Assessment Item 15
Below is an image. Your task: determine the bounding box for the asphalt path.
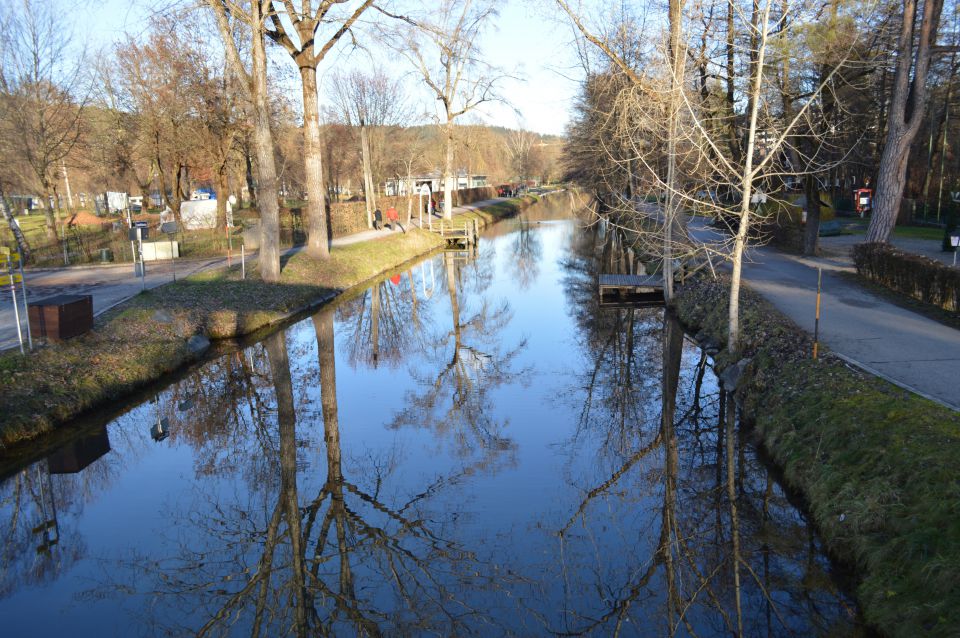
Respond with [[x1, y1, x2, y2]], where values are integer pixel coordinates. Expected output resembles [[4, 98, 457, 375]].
[[690, 218, 960, 411]]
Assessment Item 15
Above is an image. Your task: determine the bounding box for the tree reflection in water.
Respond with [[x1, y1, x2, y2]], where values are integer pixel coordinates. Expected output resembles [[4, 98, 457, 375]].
[[389, 250, 528, 460], [102, 305, 509, 636], [0, 207, 863, 636], [547, 218, 859, 636]]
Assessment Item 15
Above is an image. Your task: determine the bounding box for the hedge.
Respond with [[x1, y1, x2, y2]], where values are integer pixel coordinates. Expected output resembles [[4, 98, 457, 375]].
[[852, 242, 960, 311]]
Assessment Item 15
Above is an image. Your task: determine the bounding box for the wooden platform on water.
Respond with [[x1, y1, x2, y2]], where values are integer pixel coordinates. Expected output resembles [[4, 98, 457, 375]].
[[428, 219, 480, 248], [598, 274, 665, 307]]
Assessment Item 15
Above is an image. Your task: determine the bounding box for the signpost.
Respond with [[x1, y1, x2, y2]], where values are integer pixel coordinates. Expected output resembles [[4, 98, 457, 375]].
[[0, 248, 31, 354], [130, 223, 148, 291]]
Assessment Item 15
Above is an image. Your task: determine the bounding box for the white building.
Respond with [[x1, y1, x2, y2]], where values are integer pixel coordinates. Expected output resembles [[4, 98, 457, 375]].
[[384, 170, 487, 197]]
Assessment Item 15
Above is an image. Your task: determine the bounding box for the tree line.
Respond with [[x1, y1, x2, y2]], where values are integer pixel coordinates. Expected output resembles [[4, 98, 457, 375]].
[[0, 0, 560, 278], [558, 0, 956, 351]]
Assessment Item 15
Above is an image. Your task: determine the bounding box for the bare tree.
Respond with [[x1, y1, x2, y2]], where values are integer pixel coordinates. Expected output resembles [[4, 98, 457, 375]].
[[389, 0, 501, 220], [505, 128, 536, 184], [329, 68, 408, 228], [557, 0, 870, 352], [866, 0, 946, 242], [265, 0, 375, 259], [0, 0, 87, 240], [206, 0, 284, 281]]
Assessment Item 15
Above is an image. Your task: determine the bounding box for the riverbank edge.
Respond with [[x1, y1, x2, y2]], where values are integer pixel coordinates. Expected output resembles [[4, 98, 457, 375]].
[[671, 275, 960, 637], [0, 194, 549, 448]]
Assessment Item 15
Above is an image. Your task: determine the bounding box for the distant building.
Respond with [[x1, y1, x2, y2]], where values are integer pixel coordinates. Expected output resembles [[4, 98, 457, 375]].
[[384, 170, 487, 197]]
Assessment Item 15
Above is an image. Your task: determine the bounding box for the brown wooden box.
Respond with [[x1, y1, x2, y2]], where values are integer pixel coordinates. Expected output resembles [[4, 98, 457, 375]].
[[28, 294, 94, 341]]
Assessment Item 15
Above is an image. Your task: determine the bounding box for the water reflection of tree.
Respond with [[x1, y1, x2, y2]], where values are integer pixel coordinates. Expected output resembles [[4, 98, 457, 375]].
[[509, 220, 542, 290], [389, 251, 527, 460], [338, 277, 422, 370], [551, 313, 858, 636], [114, 312, 499, 635], [560, 220, 663, 456]]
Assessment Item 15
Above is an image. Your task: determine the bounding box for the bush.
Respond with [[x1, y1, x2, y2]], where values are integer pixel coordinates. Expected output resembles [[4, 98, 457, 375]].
[[852, 242, 960, 311]]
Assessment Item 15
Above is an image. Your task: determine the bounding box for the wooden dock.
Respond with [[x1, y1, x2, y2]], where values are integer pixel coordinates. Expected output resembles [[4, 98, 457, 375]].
[[430, 218, 480, 248], [598, 274, 665, 307]]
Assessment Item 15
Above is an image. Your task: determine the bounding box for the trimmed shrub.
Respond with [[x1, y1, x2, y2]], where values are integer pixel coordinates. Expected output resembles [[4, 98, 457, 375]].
[[852, 242, 960, 311]]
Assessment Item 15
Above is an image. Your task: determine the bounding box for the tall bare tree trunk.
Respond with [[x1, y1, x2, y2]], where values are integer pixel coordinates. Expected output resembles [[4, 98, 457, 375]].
[[245, 143, 256, 206], [663, 0, 687, 301], [866, 0, 945, 242], [728, 0, 771, 354], [215, 161, 229, 230], [802, 173, 821, 255], [443, 122, 455, 220], [360, 124, 376, 228], [248, 11, 282, 281], [300, 64, 331, 258], [41, 181, 56, 240]]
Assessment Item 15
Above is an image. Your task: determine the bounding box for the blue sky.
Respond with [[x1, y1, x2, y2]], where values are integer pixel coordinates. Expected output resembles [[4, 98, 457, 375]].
[[76, 0, 584, 136]]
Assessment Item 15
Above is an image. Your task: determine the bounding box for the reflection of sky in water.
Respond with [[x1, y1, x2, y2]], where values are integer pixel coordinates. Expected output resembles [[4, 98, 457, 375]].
[[0, 200, 860, 636]]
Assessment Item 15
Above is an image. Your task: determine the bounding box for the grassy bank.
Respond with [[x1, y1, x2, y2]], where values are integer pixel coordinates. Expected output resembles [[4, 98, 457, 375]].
[[672, 276, 960, 637], [0, 195, 539, 448]]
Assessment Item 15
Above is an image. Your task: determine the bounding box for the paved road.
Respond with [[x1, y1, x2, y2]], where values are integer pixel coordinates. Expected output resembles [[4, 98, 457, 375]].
[[690, 219, 960, 410]]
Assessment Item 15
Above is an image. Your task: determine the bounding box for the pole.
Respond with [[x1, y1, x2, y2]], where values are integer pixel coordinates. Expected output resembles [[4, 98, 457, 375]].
[[137, 228, 146, 292], [241, 244, 246, 280], [813, 267, 822, 359], [170, 235, 176, 283], [61, 161, 73, 211], [8, 260, 23, 354], [18, 256, 31, 350]]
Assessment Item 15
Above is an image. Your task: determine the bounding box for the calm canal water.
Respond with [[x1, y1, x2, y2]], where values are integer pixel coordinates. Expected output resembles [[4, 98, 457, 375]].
[[0, 196, 864, 636]]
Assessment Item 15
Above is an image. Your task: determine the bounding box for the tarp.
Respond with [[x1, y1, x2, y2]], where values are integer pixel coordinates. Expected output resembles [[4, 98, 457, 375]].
[[180, 200, 233, 230], [106, 191, 128, 214]]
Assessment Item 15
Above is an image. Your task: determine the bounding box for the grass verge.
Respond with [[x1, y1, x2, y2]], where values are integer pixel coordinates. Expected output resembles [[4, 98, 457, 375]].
[[672, 276, 960, 637], [0, 196, 538, 448]]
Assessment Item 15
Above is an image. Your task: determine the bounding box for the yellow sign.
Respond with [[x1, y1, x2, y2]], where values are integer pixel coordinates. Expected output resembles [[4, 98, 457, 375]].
[[0, 247, 20, 266], [0, 273, 22, 286]]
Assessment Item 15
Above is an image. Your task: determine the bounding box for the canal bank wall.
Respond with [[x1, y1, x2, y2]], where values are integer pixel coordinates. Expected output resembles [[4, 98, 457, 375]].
[[672, 275, 960, 638], [0, 193, 562, 449]]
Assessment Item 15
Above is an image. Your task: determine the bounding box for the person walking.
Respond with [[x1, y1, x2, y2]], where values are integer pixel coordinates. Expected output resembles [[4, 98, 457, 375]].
[[373, 208, 383, 230], [385, 205, 404, 233]]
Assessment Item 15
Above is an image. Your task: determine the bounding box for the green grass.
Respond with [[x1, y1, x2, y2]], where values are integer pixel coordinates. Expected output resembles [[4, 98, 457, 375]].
[[673, 277, 960, 637], [841, 221, 946, 242], [892, 225, 946, 241]]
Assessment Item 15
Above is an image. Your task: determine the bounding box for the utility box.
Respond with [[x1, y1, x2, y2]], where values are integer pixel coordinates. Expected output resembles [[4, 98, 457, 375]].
[[28, 294, 94, 341], [141, 241, 179, 261]]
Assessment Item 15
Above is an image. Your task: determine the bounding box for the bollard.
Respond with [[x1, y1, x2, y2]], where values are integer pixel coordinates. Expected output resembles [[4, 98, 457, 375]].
[[813, 267, 822, 359]]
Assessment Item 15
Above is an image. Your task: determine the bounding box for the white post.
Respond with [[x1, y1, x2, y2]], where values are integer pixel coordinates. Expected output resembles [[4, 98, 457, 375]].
[[62, 161, 73, 210], [7, 260, 23, 354], [137, 227, 146, 292], [241, 244, 246, 280], [17, 256, 31, 350]]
